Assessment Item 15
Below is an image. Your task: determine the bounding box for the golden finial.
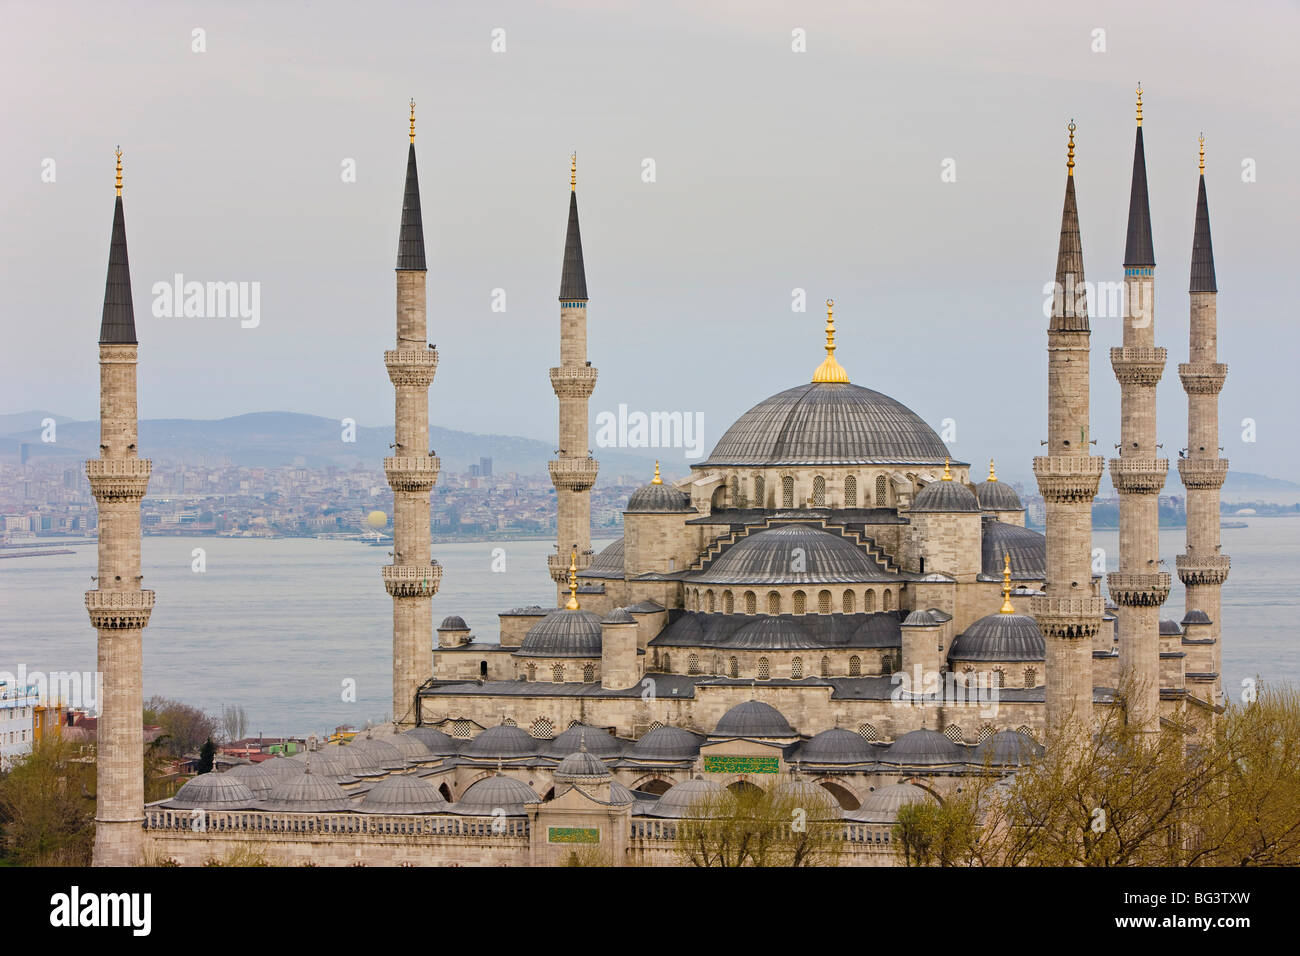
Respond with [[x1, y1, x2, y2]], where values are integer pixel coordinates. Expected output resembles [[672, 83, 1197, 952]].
[[114, 146, 122, 196], [811, 298, 850, 384], [1067, 119, 1076, 176], [564, 547, 580, 610], [988, 458, 997, 482], [409, 99, 416, 143], [942, 457, 952, 481], [571, 151, 576, 192], [1135, 83, 1143, 127], [1198, 132, 1205, 174], [651, 461, 662, 485], [999, 552, 1015, 613]]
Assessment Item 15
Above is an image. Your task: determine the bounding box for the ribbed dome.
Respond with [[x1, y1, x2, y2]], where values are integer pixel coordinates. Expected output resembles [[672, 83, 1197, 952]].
[[1159, 619, 1183, 636], [602, 607, 635, 625], [981, 521, 1046, 578], [517, 609, 604, 657], [306, 753, 361, 785], [358, 775, 450, 814], [169, 772, 258, 810], [453, 775, 539, 815], [714, 700, 795, 738], [690, 524, 887, 586], [346, 737, 407, 772], [972, 730, 1043, 767], [222, 762, 278, 797], [257, 755, 306, 778], [582, 537, 626, 578], [609, 780, 637, 805], [975, 479, 1023, 511], [627, 725, 703, 761], [773, 779, 842, 818], [554, 749, 612, 782], [797, 728, 877, 764], [645, 778, 726, 817], [879, 729, 965, 766], [460, 724, 537, 760], [542, 724, 624, 759], [260, 770, 353, 813], [911, 479, 980, 513], [626, 482, 692, 513], [949, 613, 1045, 662], [405, 726, 459, 755], [849, 783, 937, 822], [386, 732, 434, 762], [720, 616, 819, 650], [438, 615, 469, 631], [703, 382, 951, 466]]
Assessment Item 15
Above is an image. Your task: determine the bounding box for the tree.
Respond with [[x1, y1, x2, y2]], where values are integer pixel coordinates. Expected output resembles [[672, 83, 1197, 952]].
[[198, 738, 216, 774], [222, 704, 248, 744], [675, 778, 843, 867], [0, 737, 95, 866], [143, 696, 221, 759]]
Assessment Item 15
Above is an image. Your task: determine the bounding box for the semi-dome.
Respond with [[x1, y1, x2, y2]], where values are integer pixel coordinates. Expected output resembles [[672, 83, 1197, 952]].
[[714, 700, 795, 738], [849, 783, 937, 822], [975, 478, 1023, 511], [689, 524, 888, 585], [911, 477, 980, 513], [460, 724, 537, 760], [797, 728, 877, 765], [725, 616, 822, 650], [259, 769, 353, 813], [222, 762, 278, 798], [644, 777, 726, 818], [879, 728, 965, 766], [703, 382, 951, 467], [358, 775, 450, 814], [169, 772, 259, 810], [543, 724, 624, 759], [626, 480, 692, 513], [405, 726, 459, 755], [517, 608, 604, 657], [949, 613, 1046, 662], [554, 748, 612, 782], [981, 521, 1046, 578], [972, 729, 1043, 767], [627, 725, 703, 761], [453, 775, 539, 816]]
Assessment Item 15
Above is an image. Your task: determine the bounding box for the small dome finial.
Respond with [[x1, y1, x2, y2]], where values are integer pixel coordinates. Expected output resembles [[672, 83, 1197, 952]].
[[1135, 83, 1143, 127], [811, 298, 850, 383], [651, 460, 662, 485], [988, 458, 997, 482], [999, 552, 1015, 613], [1067, 119, 1076, 176], [565, 547, 580, 610], [1199, 132, 1205, 175], [942, 457, 952, 481], [409, 99, 416, 143], [114, 146, 123, 196], [571, 151, 576, 192]]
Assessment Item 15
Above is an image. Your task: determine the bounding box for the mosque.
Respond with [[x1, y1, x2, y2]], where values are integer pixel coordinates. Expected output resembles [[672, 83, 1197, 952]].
[[86, 89, 1229, 866]]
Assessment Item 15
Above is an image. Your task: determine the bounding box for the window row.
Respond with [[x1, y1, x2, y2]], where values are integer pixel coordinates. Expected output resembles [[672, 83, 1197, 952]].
[[664, 652, 898, 680], [687, 587, 895, 614], [720, 473, 893, 509]]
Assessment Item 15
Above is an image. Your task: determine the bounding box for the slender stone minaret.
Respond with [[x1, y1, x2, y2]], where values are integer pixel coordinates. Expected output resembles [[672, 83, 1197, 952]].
[[547, 153, 599, 601], [383, 101, 440, 725], [1176, 135, 1229, 707], [1032, 122, 1106, 742], [87, 148, 153, 866], [1108, 86, 1171, 732]]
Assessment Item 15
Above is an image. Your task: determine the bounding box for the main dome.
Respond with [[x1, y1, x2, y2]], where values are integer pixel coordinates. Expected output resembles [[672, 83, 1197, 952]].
[[702, 382, 951, 467]]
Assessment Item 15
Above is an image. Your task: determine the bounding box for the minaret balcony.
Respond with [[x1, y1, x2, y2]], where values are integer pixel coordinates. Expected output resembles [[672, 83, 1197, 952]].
[[549, 457, 599, 491], [85, 458, 152, 501], [1176, 554, 1230, 587], [1031, 455, 1105, 503], [382, 562, 442, 598], [384, 349, 439, 388], [1110, 346, 1167, 386], [384, 456, 440, 492], [1106, 571, 1172, 607], [1178, 363, 1228, 394], [1177, 457, 1228, 490], [85, 589, 155, 629], [549, 365, 599, 399], [1028, 595, 1105, 639], [1108, 458, 1168, 495], [548, 550, 593, 582]]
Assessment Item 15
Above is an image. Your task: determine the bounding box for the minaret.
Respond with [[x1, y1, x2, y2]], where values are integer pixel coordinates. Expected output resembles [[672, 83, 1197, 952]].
[[383, 101, 440, 726], [1032, 122, 1106, 742], [87, 148, 153, 866], [1108, 86, 1171, 731], [1176, 135, 1229, 707], [548, 153, 599, 600]]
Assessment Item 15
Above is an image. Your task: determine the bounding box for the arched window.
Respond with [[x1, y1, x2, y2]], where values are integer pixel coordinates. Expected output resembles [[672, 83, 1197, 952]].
[[791, 657, 803, 679], [706, 590, 715, 613], [757, 657, 770, 680], [744, 591, 757, 615], [812, 475, 826, 507], [820, 655, 830, 678], [881, 653, 894, 676], [944, 725, 964, 742], [849, 655, 861, 677], [818, 590, 831, 614], [479, 660, 488, 678], [842, 589, 856, 614], [1024, 667, 1037, 687], [688, 653, 700, 675], [526, 663, 536, 681], [883, 589, 894, 612], [875, 474, 888, 506], [793, 590, 807, 614], [531, 717, 554, 739], [729, 474, 741, 507], [992, 668, 1006, 689], [767, 591, 781, 614], [729, 656, 739, 678], [858, 722, 879, 742], [552, 664, 565, 683], [583, 662, 595, 683], [865, 589, 876, 612], [723, 591, 734, 614], [662, 653, 672, 672], [782, 476, 794, 508], [844, 474, 857, 507]]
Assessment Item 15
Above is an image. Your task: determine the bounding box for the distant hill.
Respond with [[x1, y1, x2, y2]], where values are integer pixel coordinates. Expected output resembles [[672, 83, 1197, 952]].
[[0, 410, 665, 479]]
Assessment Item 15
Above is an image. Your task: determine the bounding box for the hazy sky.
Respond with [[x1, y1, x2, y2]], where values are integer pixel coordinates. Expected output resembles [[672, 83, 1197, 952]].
[[2, 0, 1297, 483]]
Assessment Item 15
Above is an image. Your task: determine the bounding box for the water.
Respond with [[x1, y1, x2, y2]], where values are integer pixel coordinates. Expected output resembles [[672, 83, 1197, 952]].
[[1, 523, 1295, 734]]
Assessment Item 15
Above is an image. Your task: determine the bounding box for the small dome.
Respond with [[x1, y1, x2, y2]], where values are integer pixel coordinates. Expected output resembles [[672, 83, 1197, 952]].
[[460, 724, 537, 760], [1181, 609, 1211, 626], [645, 778, 727, 818], [405, 726, 459, 755], [169, 772, 258, 810], [543, 724, 624, 759], [975, 479, 1023, 511], [911, 479, 980, 513], [358, 775, 450, 814], [714, 700, 795, 738], [627, 481, 692, 513], [690, 524, 888, 586], [223, 762, 278, 797], [902, 608, 952, 627], [453, 775, 539, 816], [260, 769, 353, 813], [879, 729, 965, 766], [345, 737, 407, 772], [438, 615, 469, 631], [257, 755, 306, 778], [627, 725, 703, 761], [972, 730, 1043, 767], [1159, 619, 1183, 636], [602, 607, 635, 625], [517, 609, 604, 658], [797, 728, 876, 765], [386, 732, 433, 762], [773, 779, 841, 819], [949, 613, 1046, 662], [849, 783, 937, 823], [554, 749, 612, 782], [608, 780, 637, 805], [306, 753, 361, 785]]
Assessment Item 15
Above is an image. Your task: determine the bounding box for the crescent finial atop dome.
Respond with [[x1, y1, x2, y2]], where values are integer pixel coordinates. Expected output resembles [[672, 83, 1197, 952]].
[[812, 298, 849, 384]]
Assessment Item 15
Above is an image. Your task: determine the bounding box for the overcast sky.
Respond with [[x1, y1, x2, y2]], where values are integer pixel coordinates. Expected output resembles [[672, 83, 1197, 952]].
[[2, 0, 1297, 483]]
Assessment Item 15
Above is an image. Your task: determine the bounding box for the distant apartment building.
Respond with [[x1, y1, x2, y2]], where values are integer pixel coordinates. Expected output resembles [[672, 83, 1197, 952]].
[[0, 680, 40, 770]]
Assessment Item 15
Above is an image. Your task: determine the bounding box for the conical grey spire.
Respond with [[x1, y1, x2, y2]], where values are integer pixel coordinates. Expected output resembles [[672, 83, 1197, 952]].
[[1189, 174, 1217, 293], [396, 143, 426, 271], [1051, 174, 1088, 332], [559, 190, 587, 300], [1123, 127, 1155, 267], [99, 196, 137, 345]]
